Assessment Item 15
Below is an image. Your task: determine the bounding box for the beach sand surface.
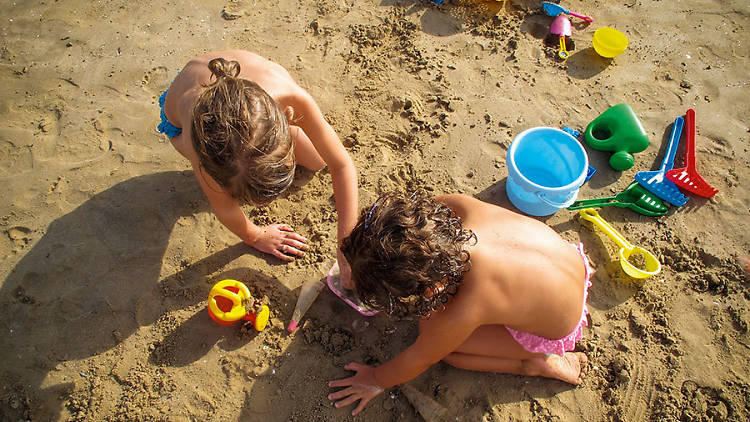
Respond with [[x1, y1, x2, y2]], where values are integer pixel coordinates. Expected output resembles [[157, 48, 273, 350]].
[[1, 0, 748, 420]]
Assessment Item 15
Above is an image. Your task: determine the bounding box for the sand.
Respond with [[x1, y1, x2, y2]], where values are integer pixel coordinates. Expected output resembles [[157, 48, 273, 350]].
[[1, 0, 748, 420]]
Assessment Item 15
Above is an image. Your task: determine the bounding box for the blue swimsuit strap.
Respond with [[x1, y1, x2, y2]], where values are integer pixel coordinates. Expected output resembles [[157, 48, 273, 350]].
[[157, 89, 182, 139]]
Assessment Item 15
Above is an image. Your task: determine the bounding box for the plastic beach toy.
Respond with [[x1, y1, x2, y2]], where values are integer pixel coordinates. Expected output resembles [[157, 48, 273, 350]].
[[562, 126, 597, 183], [665, 109, 719, 198], [542, 2, 593, 22], [207, 279, 270, 331], [568, 181, 668, 217], [578, 209, 662, 279], [585, 103, 650, 171], [288, 273, 326, 332], [592, 27, 629, 58], [506, 127, 589, 216], [326, 262, 379, 316], [550, 16, 573, 59], [634, 116, 689, 206]]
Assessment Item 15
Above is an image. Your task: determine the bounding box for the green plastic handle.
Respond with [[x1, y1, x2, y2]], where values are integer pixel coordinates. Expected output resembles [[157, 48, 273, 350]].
[[569, 182, 668, 217], [568, 197, 623, 210], [570, 200, 667, 217]]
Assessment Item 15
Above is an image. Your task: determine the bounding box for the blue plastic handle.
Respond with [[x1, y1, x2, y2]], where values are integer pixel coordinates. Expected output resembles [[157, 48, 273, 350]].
[[661, 116, 684, 172], [536, 190, 578, 208]]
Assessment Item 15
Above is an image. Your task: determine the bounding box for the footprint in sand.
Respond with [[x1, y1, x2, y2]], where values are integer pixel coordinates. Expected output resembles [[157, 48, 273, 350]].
[[7, 226, 33, 251], [221, 0, 253, 20], [141, 66, 170, 94]]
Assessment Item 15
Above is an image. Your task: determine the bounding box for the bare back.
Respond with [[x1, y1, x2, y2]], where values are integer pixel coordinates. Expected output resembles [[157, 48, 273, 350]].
[[162, 50, 305, 162], [154, 51, 356, 263], [439, 195, 586, 339]]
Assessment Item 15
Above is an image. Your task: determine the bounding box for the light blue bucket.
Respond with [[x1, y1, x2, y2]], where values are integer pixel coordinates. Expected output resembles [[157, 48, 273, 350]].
[[506, 127, 589, 216]]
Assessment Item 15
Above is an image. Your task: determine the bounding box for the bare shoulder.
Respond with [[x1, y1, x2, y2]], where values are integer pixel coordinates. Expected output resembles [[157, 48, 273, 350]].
[[192, 50, 271, 67], [169, 129, 199, 163], [434, 193, 471, 205], [186, 50, 294, 83], [171, 130, 228, 199], [433, 194, 484, 215]]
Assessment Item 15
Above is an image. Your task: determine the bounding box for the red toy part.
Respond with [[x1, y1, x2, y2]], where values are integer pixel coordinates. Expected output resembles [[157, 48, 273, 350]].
[[665, 109, 718, 198], [207, 280, 270, 331], [207, 303, 267, 328], [207, 285, 242, 326]]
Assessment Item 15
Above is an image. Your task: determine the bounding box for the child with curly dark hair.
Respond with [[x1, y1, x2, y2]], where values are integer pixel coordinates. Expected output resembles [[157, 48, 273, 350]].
[[159, 50, 358, 271], [328, 191, 592, 416]]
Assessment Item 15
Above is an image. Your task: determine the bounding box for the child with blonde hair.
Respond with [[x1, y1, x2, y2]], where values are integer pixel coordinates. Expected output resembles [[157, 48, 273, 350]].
[[329, 191, 591, 415], [158, 50, 357, 273]]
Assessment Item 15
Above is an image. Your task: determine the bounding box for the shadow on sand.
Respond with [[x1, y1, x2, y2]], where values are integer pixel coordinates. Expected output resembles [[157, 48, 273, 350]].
[[0, 171, 277, 419]]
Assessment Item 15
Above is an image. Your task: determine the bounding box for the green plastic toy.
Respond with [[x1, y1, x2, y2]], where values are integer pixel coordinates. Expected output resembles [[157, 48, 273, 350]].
[[584, 104, 650, 171], [568, 181, 668, 217]]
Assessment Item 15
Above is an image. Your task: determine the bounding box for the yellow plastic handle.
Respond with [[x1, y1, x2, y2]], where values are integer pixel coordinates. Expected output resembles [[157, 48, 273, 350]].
[[578, 209, 634, 250], [559, 37, 569, 59], [208, 279, 251, 322]]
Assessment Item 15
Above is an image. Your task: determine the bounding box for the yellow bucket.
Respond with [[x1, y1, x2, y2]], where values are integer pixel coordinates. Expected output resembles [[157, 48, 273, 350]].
[[592, 27, 629, 58]]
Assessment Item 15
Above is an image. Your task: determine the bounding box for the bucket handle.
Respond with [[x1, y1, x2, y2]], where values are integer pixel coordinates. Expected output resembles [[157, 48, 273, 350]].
[[535, 190, 578, 208]]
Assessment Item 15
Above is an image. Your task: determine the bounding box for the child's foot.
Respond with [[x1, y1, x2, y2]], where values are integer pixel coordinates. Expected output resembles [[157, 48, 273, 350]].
[[738, 256, 749, 275], [527, 353, 588, 385]]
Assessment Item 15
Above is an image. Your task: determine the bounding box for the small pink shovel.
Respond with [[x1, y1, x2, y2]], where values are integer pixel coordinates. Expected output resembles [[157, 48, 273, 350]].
[[550, 15, 572, 59]]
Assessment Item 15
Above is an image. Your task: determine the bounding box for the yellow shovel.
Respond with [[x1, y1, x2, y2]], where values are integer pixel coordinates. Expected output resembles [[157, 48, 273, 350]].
[[578, 209, 661, 279]]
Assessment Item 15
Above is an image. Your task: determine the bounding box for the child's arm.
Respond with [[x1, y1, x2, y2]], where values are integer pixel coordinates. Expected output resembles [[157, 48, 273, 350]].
[[290, 91, 359, 286], [192, 162, 308, 260], [328, 300, 482, 415], [168, 95, 309, 260]]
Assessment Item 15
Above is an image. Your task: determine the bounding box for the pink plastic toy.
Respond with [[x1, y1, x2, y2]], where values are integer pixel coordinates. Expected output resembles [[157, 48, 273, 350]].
[[550, 16, 573, 59], [326, 262, 379, 316]]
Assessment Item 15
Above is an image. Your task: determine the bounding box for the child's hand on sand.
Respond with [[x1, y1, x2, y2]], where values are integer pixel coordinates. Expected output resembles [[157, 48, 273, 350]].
[[328, 362, 383, 416], [246, 224, 308, 261]]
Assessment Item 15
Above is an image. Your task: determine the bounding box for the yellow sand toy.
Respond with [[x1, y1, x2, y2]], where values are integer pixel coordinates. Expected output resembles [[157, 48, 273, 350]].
[[578, 209, 661, 279], [207, 279, 270, 331]]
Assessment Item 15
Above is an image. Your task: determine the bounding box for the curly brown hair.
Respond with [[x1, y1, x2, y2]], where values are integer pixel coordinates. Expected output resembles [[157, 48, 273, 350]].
[[341, 191, 476, 317], [191, 58, 295, 204]]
